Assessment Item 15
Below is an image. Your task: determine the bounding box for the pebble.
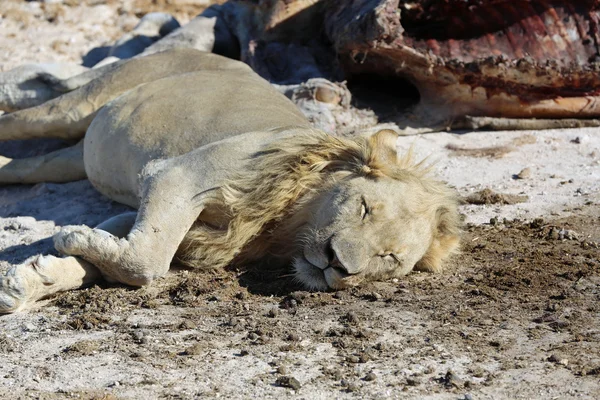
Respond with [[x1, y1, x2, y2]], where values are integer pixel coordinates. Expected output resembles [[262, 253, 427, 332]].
[[347, 355, 360, 363], [132, 330, 144, 342], [183, 343, 203, 356], [547, 227, 579, 240], [277, 365, 289, 375], [267, 307, 279, 318], [286, 333, 300, 342], [515, 167, 532, 179], [364, 372, 376, 381], [344, 311, 360, 324], [179, 320, 197, 330], [275, 376, 301, 391], [406, 377, 420, 386]]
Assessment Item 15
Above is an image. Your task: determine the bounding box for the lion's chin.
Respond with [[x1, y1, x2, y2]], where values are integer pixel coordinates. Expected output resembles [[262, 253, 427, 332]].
[[293, 257, 360, 291], [323, 267, 348, 290], [292, 257, 329, 291]]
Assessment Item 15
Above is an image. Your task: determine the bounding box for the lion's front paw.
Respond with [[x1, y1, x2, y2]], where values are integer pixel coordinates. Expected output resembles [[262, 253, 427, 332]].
[[53, 225, 95, 256], [54, 225, 124, 266], [0, 268, 28, 313], [0, 256, 54, 313]]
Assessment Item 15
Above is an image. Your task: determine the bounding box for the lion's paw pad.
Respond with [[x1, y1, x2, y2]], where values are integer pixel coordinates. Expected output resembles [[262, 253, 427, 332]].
[[0, 267, 30, 313]]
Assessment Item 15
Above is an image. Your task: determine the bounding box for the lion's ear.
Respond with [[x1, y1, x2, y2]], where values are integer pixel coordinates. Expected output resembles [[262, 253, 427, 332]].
[[368, 129, 399, 165]]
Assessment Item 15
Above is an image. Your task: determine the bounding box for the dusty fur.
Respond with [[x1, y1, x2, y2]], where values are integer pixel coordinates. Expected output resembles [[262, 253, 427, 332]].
[[178, 128, 460, 272]]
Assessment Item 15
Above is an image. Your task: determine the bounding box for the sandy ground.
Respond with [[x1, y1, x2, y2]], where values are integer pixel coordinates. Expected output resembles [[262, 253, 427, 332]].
[[0, 1, 599, 399]]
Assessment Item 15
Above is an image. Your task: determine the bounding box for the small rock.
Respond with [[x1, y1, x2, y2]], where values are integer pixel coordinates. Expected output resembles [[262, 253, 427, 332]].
[[515, 167, 532, 179], [365, 292, 382, 301], [344, 381, 360, 392], [286, 333, 300, 342], [548, 354, 569, 366], [277, 365, 289, 375], [132, 330, 145, 342], [276, 376, 301, 390], [343, 311, 360, 325], [442, 370, 463, 389], [559, 229, 579, 240], [364, 372, 376, 381], [406, 377, 420, 386], [179, 320, 196, 330], [267, 308, 279, 318], [333, 291, 348, 300], [374, 342, 386, 351], [346, 355, 360, 363], [235, 291, 247, 300], [529, 218, 544, 229], [183, 343, 203, 356]]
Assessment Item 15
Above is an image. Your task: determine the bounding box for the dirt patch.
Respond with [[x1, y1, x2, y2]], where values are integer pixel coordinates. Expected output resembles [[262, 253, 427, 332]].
[[446, 134, 538, 159], [511, 133, 537, 146], [446, 143, 515, 158], [465, 188, 529, 205], [2, 207, 599, 398], [63, 339, 101, 356], [0, 0, 212, 71]]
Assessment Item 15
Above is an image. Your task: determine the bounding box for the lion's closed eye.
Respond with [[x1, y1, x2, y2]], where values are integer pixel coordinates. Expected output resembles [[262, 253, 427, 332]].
[[360, 197, 369, 220]]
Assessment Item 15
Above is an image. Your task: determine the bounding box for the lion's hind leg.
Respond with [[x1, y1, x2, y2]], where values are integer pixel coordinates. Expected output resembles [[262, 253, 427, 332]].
[[0, 140, 85, 185], [0, 96, 95, 142]]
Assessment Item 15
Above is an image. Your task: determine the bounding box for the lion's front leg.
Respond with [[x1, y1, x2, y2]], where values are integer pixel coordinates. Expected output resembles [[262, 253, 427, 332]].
[[0, 212, 139, 313], [54, 165, 202, 287], [0, 255, 101, 313]]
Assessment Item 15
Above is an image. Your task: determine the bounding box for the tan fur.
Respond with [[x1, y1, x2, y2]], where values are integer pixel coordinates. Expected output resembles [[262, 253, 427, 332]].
[[0, 50, 460, 312], [179, 129, 461, 288]]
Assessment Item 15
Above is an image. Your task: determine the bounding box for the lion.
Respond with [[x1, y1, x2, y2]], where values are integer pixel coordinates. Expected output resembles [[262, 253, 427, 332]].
[[0, 49, 460, 313]]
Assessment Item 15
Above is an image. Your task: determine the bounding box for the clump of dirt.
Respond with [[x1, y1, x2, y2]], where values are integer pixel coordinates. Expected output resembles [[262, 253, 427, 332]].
[[446, 134, 537, 159], [63, 340, 101, 356], [446, 143, 514, 158], [0, 334, 19, 353], [465, 188, 529, 205]]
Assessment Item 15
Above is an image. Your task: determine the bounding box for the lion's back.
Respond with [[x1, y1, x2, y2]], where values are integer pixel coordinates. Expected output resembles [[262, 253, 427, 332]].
[[84, 67, 310, 206]]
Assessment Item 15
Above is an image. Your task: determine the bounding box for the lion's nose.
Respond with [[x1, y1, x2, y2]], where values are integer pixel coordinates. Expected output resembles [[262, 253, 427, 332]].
[[327, 243, 359, 275]]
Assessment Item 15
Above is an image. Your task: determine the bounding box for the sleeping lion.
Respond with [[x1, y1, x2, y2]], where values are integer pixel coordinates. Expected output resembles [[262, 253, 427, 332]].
[[0, 49, 460, 313]]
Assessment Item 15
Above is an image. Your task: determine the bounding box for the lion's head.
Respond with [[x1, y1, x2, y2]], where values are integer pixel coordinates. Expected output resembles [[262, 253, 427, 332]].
[[180, 128, 461, 290]]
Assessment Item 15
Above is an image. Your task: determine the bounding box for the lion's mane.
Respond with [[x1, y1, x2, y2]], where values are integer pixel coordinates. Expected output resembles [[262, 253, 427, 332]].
[[178, 128, 460, 271]]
